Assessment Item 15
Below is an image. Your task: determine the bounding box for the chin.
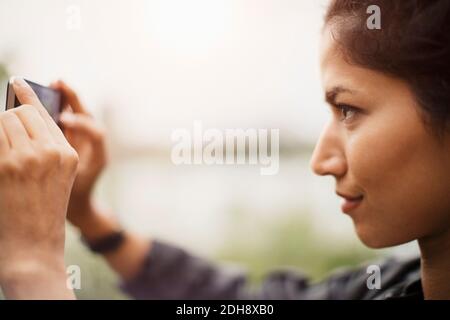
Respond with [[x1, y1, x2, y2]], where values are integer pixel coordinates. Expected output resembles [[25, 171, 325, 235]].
[[353, 223, 411, 249]]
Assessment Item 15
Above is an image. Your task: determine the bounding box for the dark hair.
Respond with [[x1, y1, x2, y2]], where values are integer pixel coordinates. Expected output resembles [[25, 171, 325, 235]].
[[325, 0, 450, 136]]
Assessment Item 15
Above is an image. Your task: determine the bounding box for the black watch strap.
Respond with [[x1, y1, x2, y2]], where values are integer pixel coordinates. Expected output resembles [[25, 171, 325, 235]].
[[82, 230, 126, 254]]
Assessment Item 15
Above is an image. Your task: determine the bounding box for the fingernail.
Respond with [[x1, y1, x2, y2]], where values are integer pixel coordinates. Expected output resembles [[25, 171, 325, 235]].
[[10, 76, 26, 87]]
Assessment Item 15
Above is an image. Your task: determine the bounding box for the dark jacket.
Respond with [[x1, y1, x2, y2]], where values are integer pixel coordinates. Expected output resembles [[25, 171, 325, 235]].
[[121, 240, 423, 300]]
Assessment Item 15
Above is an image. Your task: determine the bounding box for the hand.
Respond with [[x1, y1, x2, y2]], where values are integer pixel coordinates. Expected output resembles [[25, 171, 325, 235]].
[[52, 81, 108, 229], [0, 77, 78, 299], [51, 82, 151, 281]]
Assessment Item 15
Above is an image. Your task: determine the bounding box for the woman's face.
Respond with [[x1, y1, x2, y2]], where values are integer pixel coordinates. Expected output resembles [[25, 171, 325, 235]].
[[311, 27, 450, 248]]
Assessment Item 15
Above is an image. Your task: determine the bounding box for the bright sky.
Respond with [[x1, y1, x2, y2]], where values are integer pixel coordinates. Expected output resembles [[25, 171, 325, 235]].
[[0, 0, 330, 146]]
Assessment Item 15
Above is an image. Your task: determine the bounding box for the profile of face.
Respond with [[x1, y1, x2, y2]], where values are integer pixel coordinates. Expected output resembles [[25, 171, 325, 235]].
[[310, 26, 450, 249]]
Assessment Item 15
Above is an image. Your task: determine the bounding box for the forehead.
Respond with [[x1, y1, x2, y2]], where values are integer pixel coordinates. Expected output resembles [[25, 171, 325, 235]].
[[320, 28, 365, 92], [319, 27, 403, 98]]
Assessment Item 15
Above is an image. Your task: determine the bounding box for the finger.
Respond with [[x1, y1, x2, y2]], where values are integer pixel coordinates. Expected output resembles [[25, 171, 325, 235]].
[[12, 77, 46, 110], [11, 77, 68, 146], [50, 81, 71, 112], [59, 112, 105, 146], [0, 122, 11, 154], [13, 105, 53, 142], [51, 80, 89, 115], [0, 112, 32, 150]]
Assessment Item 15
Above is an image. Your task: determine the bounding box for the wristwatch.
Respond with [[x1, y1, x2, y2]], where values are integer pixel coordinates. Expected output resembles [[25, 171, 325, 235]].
[[82, 230, 126, 254]]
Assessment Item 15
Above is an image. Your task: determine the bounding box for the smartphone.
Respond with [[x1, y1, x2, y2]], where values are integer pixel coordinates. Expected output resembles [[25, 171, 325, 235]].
[[6, 78, 62, 123]]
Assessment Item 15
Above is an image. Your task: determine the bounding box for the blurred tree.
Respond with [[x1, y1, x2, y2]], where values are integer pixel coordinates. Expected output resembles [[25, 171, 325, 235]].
[[0, 62, 8, 82]]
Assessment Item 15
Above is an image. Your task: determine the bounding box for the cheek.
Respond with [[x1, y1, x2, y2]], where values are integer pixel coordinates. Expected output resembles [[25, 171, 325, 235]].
[[345, 113, 450, 245], [349, 125, 418, 200]]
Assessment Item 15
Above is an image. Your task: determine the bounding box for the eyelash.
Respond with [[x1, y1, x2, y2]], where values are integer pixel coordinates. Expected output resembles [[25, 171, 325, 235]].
[[333, 104, 360, 123]]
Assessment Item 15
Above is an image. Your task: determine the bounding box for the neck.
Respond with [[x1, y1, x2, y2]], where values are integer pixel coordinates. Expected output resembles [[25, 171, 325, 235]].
[[418, 227, 450, 300]]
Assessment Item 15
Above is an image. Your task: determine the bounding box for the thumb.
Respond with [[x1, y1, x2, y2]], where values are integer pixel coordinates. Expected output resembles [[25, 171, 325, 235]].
[[60, 112, 105, 144]]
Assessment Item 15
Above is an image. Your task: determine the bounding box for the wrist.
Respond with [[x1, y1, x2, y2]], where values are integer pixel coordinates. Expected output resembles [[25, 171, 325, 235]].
[[67, 194, 93, 225], [71, 202, 122, 243], [0, 252, 69, 294], [1, 263, 74, 299]]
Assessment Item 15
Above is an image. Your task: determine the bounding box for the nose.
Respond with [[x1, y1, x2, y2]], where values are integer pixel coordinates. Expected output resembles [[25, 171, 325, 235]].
[[310, 121, 347, 178]]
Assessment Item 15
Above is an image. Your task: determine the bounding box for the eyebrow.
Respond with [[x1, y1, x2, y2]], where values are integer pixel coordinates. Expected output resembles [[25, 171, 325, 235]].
[[325, 86, 356, 105]]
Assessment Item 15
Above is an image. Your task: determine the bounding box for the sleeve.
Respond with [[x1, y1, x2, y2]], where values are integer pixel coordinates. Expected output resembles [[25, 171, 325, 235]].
[[119, 240, 414, 300]]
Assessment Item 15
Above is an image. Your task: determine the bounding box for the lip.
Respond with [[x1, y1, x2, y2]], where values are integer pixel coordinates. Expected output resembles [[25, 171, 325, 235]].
[[336, 192, 364, 214]]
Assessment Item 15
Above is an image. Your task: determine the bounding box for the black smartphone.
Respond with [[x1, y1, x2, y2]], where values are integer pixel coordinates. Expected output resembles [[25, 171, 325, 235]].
[[5, 78, 63, 123]]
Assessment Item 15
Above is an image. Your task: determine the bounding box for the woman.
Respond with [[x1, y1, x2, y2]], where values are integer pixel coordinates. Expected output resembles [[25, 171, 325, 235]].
[[0, 0, 449, 299]]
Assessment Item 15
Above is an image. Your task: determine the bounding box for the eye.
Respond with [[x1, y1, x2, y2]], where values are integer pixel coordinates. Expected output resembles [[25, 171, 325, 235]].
[[334, 104, 360, 123]]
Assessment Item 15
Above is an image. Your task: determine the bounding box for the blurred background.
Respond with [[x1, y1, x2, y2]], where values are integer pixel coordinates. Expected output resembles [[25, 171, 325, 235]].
[[0, 0, 417, 299]]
